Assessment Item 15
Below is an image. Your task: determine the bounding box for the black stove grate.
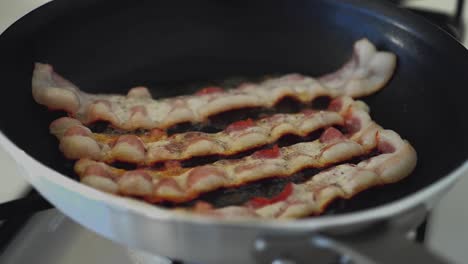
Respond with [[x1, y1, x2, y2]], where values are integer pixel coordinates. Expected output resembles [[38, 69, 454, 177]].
[[0, 191, 52, 254]]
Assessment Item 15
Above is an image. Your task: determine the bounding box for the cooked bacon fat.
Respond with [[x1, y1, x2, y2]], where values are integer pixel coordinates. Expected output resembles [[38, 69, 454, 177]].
[[33, 39, 396, 130], [72, 98, 416, 216], [50, 110, 344, 164], [33, 39, 415, 220], [192, 129, 416, 219], [75, 127, 366, 202]]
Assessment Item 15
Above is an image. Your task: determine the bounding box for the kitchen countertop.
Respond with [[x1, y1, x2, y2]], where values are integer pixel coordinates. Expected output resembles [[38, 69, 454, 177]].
[[0, 0, 466, 263]]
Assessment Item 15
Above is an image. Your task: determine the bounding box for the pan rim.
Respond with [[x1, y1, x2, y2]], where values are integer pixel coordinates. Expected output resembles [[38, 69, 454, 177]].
[[1, 131, 466, 231]]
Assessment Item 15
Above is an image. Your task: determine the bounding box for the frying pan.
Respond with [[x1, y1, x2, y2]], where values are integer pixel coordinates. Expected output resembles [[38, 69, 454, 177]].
[[0, 0, 467, 263]]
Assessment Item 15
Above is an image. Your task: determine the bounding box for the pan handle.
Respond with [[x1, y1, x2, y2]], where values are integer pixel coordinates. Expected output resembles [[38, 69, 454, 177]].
[[253, 209, 448, 264]]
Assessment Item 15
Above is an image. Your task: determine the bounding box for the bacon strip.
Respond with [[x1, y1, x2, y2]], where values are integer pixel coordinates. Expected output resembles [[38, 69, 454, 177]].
[[50, 110, 343, 164], [191, 129, 417, 219], [75, 127, 366, 202], [33, 39, 396, 130], [73, 97, 383, 202]]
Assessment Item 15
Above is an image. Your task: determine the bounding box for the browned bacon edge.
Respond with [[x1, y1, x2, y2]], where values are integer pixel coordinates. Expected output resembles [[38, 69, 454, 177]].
[[189, 128, 416, 219], [32, 39, 396, 130], [49, 109, 344, 164]]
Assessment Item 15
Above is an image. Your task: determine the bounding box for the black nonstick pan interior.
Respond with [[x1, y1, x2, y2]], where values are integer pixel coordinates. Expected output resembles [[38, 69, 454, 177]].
[[0, 0, 466, 216]]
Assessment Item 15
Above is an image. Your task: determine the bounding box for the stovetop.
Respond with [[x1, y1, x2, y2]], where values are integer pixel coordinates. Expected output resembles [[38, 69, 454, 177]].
[[0, 209, 172, 264], [0, 1, 466, 263]]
